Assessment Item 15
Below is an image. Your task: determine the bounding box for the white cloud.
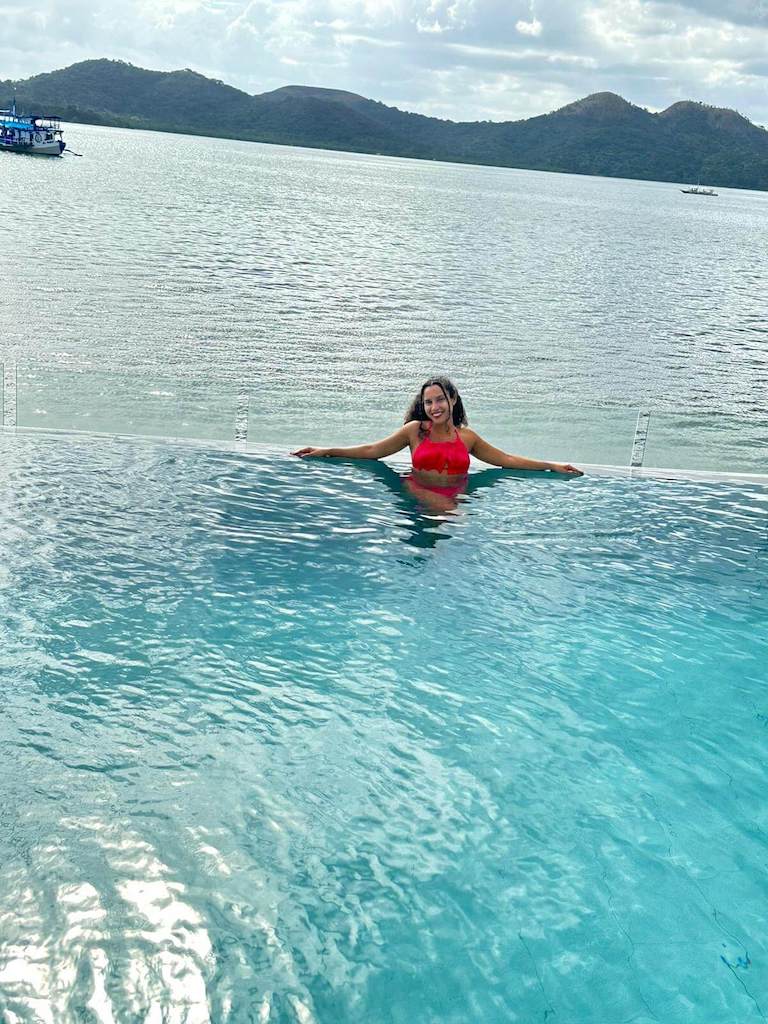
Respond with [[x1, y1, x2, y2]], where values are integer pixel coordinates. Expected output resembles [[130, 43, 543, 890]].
[[417, 17, 448, 31], [516, 17, 542, 34], [516, 0, 542, 35]]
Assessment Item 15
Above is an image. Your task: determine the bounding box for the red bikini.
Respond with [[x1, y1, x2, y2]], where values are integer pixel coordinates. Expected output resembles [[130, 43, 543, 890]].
[[412, 424, 470, 475]]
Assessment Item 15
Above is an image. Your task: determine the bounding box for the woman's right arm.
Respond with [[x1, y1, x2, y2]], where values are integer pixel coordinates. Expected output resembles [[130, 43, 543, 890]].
[[292, 424, 413, 461]]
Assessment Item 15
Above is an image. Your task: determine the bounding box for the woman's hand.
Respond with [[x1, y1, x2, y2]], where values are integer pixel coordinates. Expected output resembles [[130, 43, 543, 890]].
[[291, 447, 332, 458], [550, 463, 584, 476]]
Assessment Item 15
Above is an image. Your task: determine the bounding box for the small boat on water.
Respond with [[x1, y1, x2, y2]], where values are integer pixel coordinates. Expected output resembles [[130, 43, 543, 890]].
[[681, 185, 717, 196], [0, 101, 66, 156]]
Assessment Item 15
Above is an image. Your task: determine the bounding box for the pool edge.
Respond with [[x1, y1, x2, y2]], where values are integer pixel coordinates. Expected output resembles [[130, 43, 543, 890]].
[[2, 424, 767, 486]]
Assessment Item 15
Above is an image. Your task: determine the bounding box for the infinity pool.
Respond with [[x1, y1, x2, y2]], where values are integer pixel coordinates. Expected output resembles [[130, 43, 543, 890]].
[[0, 432, 766, 1023]]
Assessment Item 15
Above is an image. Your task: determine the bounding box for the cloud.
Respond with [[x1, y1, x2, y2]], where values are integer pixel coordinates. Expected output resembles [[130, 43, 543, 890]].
[[672, 0, 768, 29], [516, 0, 542, 35], [516, 17, 542, 34], [2, 0, 768, 124]]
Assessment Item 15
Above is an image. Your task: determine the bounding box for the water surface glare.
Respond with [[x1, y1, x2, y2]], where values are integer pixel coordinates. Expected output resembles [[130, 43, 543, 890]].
[[0, 432, 767, 1022]]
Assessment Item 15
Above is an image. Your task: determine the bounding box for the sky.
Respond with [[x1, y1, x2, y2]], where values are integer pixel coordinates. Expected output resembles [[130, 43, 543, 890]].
[[2, 0, 768, 125]]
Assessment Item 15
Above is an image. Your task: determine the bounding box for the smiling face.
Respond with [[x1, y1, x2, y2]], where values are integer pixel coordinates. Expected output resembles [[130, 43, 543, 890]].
[[422, 384, 455, 426]]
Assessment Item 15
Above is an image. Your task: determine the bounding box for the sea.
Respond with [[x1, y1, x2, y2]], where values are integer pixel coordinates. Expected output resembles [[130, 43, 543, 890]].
[[1, 120, 766, 468]]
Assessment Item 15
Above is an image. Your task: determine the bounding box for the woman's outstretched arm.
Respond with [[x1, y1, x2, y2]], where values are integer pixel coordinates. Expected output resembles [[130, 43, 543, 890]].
[[465, 430, 583, 476], [292, 424, 413, 461]]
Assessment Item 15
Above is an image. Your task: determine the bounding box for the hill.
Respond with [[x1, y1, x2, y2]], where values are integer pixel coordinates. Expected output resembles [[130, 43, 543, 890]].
[[3, 59, 768, 189]]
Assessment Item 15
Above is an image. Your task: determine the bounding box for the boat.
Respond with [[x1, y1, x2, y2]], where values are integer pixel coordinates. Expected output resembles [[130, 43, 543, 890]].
[[0, 101, 66, 156], [680, 185, 717, 196]]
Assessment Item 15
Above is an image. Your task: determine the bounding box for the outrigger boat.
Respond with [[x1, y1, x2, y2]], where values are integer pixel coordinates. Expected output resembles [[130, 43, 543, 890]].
[[0, 100, 66, 156], [680, 185, 717, 196]]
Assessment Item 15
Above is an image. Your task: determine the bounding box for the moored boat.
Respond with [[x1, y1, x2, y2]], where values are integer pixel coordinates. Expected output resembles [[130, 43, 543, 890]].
[[0, 101, 66, 156], [680, 185, 717, 196]]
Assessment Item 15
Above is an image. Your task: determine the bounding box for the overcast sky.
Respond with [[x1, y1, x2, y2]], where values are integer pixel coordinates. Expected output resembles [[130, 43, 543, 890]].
[[3, 0, 768, 124]]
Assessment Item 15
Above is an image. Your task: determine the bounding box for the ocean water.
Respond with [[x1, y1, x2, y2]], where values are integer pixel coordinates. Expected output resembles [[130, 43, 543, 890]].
[[1, 123, 767, 470], [1, 430, 766, 1022]]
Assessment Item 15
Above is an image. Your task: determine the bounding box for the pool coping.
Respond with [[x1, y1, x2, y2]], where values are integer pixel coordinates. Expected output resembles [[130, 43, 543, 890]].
[[2, 424, 767, 486]]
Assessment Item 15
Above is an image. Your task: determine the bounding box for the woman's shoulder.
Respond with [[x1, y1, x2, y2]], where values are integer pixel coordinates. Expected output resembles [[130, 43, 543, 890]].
[[403, 419, 426, 436], [457, 426, 479, 453]]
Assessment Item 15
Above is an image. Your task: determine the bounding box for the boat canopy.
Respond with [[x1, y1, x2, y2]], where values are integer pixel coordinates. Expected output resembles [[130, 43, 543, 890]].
[[0, 119, 36, 131]]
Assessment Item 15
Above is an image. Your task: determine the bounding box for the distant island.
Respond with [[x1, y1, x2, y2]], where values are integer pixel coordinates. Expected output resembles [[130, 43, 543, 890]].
[[4, 59, 768, 190]]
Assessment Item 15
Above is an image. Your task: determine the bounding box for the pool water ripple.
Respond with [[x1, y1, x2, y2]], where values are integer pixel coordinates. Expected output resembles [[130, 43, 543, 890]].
[[0, 432, 766, 1022]]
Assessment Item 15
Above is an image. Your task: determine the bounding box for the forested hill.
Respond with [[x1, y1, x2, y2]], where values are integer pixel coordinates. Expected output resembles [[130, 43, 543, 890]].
[[4, 59, 768, 190]]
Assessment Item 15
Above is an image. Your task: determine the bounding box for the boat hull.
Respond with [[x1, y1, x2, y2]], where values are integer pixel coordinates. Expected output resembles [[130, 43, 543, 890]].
[[0, 138, 65, 156]]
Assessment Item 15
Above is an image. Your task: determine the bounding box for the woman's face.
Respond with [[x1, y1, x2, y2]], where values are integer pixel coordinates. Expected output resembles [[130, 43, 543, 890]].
[[422, 385, 455, 425]]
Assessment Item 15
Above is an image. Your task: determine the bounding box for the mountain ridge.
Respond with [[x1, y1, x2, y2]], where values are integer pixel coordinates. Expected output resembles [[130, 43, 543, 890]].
[[3, 59, 768, 189]]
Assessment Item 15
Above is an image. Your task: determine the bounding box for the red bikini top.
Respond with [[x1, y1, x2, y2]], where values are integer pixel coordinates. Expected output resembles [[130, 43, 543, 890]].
[[412, 424, 470, 475]]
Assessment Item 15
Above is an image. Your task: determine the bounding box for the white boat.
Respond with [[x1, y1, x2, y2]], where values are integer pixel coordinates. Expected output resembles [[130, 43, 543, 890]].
[[0, 101, 66, 156], [680, 185, 717, 196]]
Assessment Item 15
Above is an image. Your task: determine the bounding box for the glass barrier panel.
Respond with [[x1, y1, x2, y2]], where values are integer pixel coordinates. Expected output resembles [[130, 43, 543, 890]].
[[13, 371, 765, 475], [643, 411, 768, 474], [16, 367, 239, 442], [250, 393, 640, 467], [470, 403, 640, 468], [248, 387, 404, 449]]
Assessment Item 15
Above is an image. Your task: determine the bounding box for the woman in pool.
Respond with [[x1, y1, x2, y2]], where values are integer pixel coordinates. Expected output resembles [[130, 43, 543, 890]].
[[292, 377, 582, 510]]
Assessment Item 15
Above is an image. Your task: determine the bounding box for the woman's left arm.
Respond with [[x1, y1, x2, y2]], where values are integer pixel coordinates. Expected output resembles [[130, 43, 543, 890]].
[[464, 430, 583, 476]]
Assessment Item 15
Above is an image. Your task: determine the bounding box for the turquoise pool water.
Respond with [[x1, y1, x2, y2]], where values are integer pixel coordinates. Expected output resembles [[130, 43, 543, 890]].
[[0, 432, 766, 1023]]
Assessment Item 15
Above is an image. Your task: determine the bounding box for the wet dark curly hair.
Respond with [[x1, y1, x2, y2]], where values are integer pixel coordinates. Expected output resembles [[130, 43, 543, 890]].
[[404, 377, 468, 433]]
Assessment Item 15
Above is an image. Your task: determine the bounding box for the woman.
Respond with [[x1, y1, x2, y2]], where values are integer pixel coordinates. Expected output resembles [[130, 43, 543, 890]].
[[292, 376, 582, 508]]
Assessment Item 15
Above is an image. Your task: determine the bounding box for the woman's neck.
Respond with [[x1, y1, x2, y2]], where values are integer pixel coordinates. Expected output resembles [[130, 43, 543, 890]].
[[428, 421, 455, 441]]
